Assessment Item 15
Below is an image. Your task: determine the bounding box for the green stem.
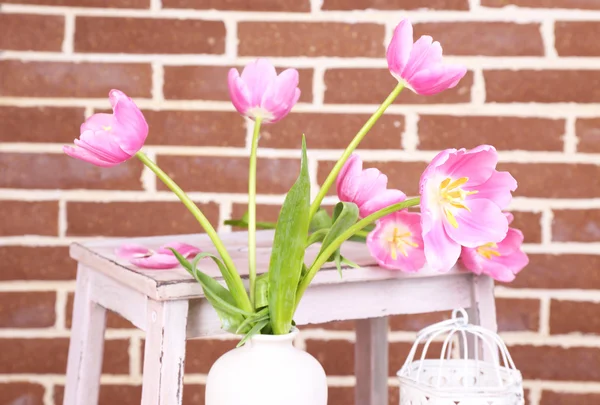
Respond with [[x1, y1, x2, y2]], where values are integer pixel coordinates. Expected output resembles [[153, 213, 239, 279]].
[[296, 197, 420, 308], [308, 82, 405, 222], [248, 117, 262, 308], [135, 152, 253, 313]]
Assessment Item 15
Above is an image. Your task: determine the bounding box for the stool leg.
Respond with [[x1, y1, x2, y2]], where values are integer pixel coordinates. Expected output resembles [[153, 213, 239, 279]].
[[64, 265, 107, 405], [464, 275, 497, 361], [355, 317, 388, 405], [141, 299, 189, 405]]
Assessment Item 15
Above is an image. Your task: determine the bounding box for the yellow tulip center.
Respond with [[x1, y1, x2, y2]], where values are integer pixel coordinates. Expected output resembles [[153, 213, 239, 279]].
[[439, 177, 477, 229], [102, 125, 112, 131], [476, 242, 501, 260], [387, 227, 419, 260]]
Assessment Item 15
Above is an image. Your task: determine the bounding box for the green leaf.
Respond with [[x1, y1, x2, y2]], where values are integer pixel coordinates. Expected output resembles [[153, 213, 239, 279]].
[[306, 228, 328, 247], [318, 202, 359, 260], [169, 249, 250, 333], [235, 307, 270, 334], [237, 319, 270, 348], [310, 209, 332, 232], [254, 273, 269, 309], [268, 135, 311, 335]]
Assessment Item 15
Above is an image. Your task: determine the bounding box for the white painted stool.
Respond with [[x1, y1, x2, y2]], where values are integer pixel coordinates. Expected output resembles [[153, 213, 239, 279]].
[[63, 230, 497, 405]]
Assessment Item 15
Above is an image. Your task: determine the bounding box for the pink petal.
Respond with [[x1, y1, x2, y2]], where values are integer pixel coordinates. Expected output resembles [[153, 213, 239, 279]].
[[359, 189, 406, 218], [440, 145, 498, 187], [422, 214, 461, 272], [75, 130, 131, 163], [110, 89, 148, 155], [130, 253, 180, 269], [261, 68, 300, 123], [156, 242, 201, 258], [460, 246, 484, 275], [336, 154, 364, 203], [240, 59, 278, 106], [353, 168, 389, 208], [228, 68, 253, 115], [402, 36, 443, 81], [81, 113, 113, 134], [387, 19, 414, 80], [410, 64, 467, 96], [63, 144, 119, 167], [505, 212, 515, 224], [493, 249, 529, 277], [115, 244, 151, 259], [444, 198, 508, 248], [469, 171, 517, 210], [496, 228, 524, 256]]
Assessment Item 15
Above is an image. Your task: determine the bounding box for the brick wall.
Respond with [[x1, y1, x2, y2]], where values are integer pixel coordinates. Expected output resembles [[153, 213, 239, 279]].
[[0, 0, 599, 404]]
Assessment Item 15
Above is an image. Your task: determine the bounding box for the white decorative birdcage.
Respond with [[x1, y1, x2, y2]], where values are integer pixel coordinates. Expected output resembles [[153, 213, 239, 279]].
[[397, 308, 524, 405]]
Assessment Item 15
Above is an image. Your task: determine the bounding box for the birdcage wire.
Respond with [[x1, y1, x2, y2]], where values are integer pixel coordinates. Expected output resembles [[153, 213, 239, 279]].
[[397, 308, 524, 405]]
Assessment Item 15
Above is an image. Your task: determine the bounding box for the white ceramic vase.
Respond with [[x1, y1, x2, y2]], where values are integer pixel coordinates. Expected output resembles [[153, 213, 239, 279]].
[[205, 328, 328, 405]]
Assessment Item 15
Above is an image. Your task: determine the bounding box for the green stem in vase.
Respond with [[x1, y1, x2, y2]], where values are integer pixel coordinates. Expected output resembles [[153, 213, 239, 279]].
[[135, 152, 253, 314], [248, 117, 263, 308], [295, 197, 420, 308], [308, 82, 405, 222]]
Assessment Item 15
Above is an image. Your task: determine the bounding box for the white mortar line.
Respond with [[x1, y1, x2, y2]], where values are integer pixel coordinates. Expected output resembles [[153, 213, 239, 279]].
[[312, 66, 325, 106], [129, 335, 142, 379], [151, 62, 165, 102], [57, 199, 68, 238], [43, 382, 54, 405], [564, 115, 578, 154], [308, 156, 320, 201], [61, 12, 76, 54], [541, 19, 558, 58], [310, 0, 323, 13], [471, 68, 486, 104], [150, 0, 162, 12], [140, 149, 157, 192], [402, 112, 419, 152], [54, 289, 68, 331], [224, 18, 238, 59], [540, 207, 554, 246], [218, 200, 233, 233], [496, 287, 600, 301], [529, 387, 542, 405], [83, 105, 94, 119], [539, 296, 551, 336]]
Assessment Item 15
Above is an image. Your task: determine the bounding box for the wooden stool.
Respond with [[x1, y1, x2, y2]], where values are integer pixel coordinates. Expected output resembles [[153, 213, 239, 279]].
[[63, 230, 497, 405]]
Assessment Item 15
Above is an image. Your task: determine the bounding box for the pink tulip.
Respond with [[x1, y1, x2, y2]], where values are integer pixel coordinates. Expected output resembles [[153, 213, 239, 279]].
[[116, 242, 200, 269], [336, 154, 406, 218], [64, 89, 148, 167], [420, 145, 517, 272], [387, 19, 467, 95], [461, 213, 529, 282], [367, 210, 425, 272], [228, 59, 301, 124]]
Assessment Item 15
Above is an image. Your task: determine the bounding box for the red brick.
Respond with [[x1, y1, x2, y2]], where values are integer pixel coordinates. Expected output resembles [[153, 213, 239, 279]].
[[576, 118, 600, 153], [263, 113, 404, 149], [324, 69, 473, 104], [497, 163, 600, 198], [1, 0, 149, 7], [67, 201, 219, 237], [0, 14, 64, 52], [54, 385, 142, 405], [550, 300, 600, 335], [230, 203, 281, 230], [182, 384, 206, 404], [556, 22, 600, 56], [552, 209, 600, 242], [306, 339, 442, 376], [303, 320, 355, 331], [540, 391, 600, 405], [164, 66, 313, 103], [239, 22, 385, 58], [141, 110, 247, 147], [510, 345, 600, 380], [485, 70, 600, 103], [0, 292, 56, 328], [157, 156, 300, 194], [0, 200, 58, 236], [0, 61, 151, 98], [66, 293, 133, 329], [0, 153, 143, 190], [511, 211, 542, 244], [483, 0, 600, 9], [508, 254, 600, 289], [183, 339, 236, 373], [496, 298, 540, 332], [0, 338, 128, 374], [0, 107, 84, 143], [163, 0, 309, 11], [0, 246, 76, 281], [318, 160, 426, 197], [75, 17, 225, 54], [323, 0, 468, 9], [414, 22, 543, 56], [418, 115, 565, 151], [0, 382, 45, 405], [390, 311, 449, 331]]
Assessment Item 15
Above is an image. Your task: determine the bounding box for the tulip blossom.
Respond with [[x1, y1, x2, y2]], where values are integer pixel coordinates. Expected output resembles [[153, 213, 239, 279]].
[[461, 213, 529, 282], [386, 19, 467, 96], [336, 154, 406, 218], [228, 59, 301, 124], [116, 242, 200, 269], [420, 145, 517, 272], [367, 211, 425, 272], [63, 90, 148, 167]]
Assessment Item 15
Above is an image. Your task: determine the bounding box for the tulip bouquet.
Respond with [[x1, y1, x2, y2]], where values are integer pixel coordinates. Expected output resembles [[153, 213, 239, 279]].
[[63, 19, 528, 341]]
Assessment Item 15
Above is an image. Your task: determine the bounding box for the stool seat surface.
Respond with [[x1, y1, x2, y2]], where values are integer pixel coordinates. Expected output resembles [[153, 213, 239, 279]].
[[71, 230, 465, 300]]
